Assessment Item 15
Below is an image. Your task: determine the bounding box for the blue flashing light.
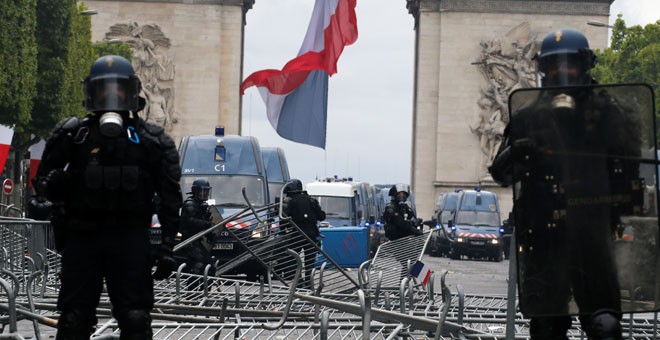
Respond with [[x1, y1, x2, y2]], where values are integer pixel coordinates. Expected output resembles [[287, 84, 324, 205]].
[[365, 222, 370, 227], [435, 224, 440, 229], [376, 221, 381, 226], [475, 187, 481, 192], [348, 177, 353, 181], [215, 126, 225, 137], [451, 226, 456, 231], [499, 227, 505, 233], [454, 189, 462, 193]]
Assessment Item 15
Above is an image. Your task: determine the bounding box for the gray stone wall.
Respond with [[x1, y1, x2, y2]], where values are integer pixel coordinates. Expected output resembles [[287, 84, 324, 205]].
[[84, 0, 253, 144], [410, 0, 613, 219]]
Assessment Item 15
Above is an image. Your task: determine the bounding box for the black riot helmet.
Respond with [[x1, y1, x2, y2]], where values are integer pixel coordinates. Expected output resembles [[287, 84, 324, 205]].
[[283, 179, 303, 196], [84, 55, 142, 114], [535, 29, 596, 87], [388, 184, 410, 203], [191, 178, 211, 201]]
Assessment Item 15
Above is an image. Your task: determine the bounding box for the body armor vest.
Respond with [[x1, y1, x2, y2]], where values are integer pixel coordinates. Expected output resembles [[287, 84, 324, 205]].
[[66, 119, 156, 228]]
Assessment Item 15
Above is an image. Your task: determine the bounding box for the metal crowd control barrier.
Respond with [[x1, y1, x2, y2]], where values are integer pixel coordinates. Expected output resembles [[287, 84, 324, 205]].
[[2, 213, 660, 339], [363, 231, 433, 290]]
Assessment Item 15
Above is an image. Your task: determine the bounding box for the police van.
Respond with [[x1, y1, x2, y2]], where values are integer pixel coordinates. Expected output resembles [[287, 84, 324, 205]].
[[448, 189, 504, 262], [261, 147, 291, 204], [305, 177, 375, 267], [427, 189, 462, 257], [177, 127, 272, 279]]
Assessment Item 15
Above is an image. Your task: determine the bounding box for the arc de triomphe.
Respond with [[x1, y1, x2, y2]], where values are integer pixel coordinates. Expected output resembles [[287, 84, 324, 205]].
[[84, 0, 613, 219], [85, 0, 254, 143], [406, 0, 613, 218]]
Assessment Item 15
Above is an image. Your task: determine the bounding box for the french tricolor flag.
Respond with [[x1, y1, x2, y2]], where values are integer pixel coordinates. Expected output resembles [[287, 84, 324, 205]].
[[410, 260, 432, 286], [240, 0, 358, 149], [0, 125, 14, 175], [28, 139, 46, 189]]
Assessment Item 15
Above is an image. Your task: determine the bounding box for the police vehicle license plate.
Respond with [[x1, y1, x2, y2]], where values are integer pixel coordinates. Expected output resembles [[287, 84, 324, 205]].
[[471, 240, 485, 246], [214, 243, 234, 250]]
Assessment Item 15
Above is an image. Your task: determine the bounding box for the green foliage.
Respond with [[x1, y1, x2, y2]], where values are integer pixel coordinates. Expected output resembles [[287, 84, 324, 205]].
[[0, 0, 38, 131], [61, 3, 96, 120], [93, 41, 133, 61], [592, 15, 660, 117], [29, 0, 77, 139]]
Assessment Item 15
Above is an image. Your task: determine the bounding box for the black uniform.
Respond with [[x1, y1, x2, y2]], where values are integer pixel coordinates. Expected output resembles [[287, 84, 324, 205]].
[[283, 189, 326, 286], [382, 201, 421, 241], [180, 196, 215, 276], [35, 115, 182, 339], [490, 88, 640, 338]]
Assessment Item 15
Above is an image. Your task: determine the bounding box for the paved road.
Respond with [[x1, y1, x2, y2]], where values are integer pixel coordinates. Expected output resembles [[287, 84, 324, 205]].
[[423, 254, 512, 296]]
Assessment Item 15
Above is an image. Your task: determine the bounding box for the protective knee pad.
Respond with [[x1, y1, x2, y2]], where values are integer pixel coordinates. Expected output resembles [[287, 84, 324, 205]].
[[56, 309, 95, 340], [117, 309, 153, 340], [587, 309, 622, 339]]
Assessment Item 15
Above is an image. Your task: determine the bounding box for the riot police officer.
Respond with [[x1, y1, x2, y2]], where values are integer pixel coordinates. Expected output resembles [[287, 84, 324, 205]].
[[282, 179, 326, 288], [382, 184, 422, 241], [180, 179, 216, 277], [34, 55, 182, 340], [489, 29, 641, 339]]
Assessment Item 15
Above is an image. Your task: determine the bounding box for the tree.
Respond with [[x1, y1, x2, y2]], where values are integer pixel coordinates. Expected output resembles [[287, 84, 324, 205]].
[[0, 1, 38, 131], [30, 0, 78, 141], [591, 15, 660, 113], [61, 3, 96, 121]]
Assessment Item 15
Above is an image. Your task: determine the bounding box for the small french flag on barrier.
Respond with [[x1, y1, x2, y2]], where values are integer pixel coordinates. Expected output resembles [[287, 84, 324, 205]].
[[410, 260, 432, 286]]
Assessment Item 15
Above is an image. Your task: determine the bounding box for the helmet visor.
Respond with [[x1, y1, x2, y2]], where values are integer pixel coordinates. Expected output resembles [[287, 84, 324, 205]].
[[538, 53, 588, 87], [194, 187, 211, 201], [86, 78, 136, 112]]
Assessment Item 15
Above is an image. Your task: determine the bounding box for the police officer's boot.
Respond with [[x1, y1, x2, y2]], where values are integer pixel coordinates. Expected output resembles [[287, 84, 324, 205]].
[[56, 309, 95, 340]]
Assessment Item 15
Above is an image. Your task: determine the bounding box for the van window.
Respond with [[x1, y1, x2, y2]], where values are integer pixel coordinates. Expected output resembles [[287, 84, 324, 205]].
[[312, 196, 356, 227], [459, 193, 498, 212], [181, 175, 266, 207]]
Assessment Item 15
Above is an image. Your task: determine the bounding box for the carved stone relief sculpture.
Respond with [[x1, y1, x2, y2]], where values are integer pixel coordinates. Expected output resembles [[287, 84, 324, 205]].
[[104, 22, 178, 131], [471, 22, 539, 180]]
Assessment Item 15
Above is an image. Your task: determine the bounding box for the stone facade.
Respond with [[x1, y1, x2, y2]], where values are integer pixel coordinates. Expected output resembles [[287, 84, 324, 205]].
[[408, 0, 614, 219], [84, 0, 254, 144]]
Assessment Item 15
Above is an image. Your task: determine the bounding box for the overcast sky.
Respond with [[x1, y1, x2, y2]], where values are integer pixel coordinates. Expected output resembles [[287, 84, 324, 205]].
[[240, 0, 659, 186]]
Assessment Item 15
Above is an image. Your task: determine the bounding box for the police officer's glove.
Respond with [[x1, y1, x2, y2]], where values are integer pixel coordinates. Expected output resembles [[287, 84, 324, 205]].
[[153, 241, 176, 280], [45, 169, 70, 204], [510, 138, 539, 163]]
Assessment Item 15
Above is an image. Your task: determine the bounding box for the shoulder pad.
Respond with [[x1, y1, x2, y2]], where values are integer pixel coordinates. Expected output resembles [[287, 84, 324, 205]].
[[49, 116, 81, 141], [61, 117, 81, 132], [143, 121, 164, 136]]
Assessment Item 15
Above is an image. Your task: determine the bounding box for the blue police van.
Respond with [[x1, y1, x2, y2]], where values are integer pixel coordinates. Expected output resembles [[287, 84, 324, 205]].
[[261, 147, 291, 204], [177, 128, 272, 279], [427, 190, 462, 257], [448, 189, 504, 262]]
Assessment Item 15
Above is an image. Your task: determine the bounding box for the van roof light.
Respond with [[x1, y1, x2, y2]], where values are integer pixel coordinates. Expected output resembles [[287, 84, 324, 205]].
[[215, 126, 225, 137]]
